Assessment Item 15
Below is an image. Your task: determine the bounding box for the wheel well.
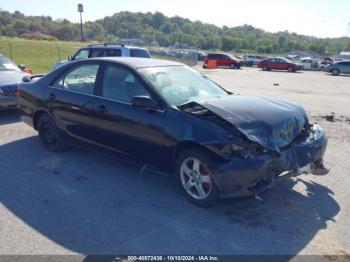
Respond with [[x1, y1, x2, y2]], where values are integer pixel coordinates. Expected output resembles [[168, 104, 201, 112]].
[[171, 141, 222, 172], [33, 110, 48, 130]]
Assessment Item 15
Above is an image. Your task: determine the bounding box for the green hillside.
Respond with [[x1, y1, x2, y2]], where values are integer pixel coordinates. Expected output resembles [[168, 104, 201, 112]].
[[0, 37, 85, 73], [1, 10, 350, 55]]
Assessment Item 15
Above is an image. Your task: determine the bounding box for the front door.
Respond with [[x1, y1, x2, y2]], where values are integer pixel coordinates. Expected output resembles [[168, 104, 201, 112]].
[[93, 64, 168, 166]]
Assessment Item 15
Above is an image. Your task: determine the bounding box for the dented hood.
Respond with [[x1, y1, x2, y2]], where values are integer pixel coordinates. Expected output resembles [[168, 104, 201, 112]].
[[201, 95, 308, 152]]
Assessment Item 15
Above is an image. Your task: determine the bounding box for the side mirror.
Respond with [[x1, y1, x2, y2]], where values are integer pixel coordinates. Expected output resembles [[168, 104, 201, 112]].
[[131, 96, 159, 110], [18, 64, 26, 70], [22, 75, 31, 82], [68, 55, 73, 61]]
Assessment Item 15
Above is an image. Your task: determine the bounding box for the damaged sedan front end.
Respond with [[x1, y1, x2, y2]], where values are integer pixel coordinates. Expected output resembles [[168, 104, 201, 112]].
[[178, 95, 329, 199]]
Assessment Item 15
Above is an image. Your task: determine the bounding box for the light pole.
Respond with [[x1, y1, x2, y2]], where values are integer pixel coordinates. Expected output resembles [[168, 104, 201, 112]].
[[78, 3, 84, 42]]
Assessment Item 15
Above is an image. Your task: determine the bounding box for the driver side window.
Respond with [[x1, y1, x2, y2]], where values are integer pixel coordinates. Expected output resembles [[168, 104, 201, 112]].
[[101, 65, 149, 103]]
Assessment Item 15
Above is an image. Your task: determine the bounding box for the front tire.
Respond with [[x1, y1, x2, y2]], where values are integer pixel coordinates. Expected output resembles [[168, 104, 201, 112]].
[[288, 66, 295, 72], [331, 69, 340, 76], [175, 149, 219, 207], [229, 63, 236, 69], [38, 114, 65, 152]]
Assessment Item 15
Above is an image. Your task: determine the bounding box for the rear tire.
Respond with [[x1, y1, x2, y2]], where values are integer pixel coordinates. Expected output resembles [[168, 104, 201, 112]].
[[38, 114, 65, 152], [262, 65, 269, 71], [331, 69, 340, 76], [175, 149, 219, 207]]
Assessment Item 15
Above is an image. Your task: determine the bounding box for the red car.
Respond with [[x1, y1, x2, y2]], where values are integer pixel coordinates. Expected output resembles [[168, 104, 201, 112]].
[[257, 57, 302, 72], [204, 53, 241, 69]]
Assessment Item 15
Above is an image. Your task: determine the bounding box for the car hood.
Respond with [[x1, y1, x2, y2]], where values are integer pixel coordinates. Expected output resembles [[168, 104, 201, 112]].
[[200, 95, 308, 152], [0, 71, 26, 86]]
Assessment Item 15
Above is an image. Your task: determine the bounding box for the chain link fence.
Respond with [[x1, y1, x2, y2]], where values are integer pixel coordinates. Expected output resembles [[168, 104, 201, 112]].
[[0, 37, 198, 73], [149, 47, 199, 66]]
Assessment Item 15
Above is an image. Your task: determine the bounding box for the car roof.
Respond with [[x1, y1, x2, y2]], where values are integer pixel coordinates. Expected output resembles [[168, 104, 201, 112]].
[[86, 57, 184, 69], [83, 44, 149, 51]]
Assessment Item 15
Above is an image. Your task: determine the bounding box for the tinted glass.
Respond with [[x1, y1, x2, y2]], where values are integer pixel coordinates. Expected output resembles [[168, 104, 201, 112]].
[[130, 49, 151, 58], [102, 65, 149, 102], [106, 49, 122, 57], [55, 64, 99, 94], [90, 49, 105, 58], [74, 49, 89, 60]]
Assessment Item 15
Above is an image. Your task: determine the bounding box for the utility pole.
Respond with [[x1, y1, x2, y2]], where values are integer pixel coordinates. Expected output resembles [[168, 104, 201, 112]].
[[78, 3, 84, 42]]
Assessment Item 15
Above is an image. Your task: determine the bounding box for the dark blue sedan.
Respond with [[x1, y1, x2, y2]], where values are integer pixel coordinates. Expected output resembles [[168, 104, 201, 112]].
[[18, 57, 329, 207]]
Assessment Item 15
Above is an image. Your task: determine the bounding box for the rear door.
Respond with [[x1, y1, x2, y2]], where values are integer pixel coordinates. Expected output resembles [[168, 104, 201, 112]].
[[220, 54, 231, 67], [46, 62, 101, 142], [267, 58, 277, 69]]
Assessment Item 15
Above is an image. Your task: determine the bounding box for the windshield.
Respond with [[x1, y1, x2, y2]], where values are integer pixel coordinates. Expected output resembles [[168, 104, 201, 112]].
[[227, 54, 239, 60], [138, 66, 228, 106], [0, 55, 21, 72]]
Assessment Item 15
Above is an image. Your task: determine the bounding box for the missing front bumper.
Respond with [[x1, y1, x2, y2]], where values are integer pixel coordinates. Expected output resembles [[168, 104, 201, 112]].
[[212, 125, 328, 198]]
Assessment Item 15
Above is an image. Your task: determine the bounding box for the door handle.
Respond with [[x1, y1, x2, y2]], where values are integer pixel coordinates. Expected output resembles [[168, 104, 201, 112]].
[[49, 93, 56, 101], [98, 105, 108, 113]]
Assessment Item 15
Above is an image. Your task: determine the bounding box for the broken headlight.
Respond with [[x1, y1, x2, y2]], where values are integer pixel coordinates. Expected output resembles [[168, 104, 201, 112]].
[[231, 143, 264, 159]]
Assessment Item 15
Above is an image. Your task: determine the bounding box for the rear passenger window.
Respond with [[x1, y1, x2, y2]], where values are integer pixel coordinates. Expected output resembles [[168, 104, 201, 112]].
[[53, 64, 99, 95], [106, 49, 121, 57], [90, 49, 105, 58]]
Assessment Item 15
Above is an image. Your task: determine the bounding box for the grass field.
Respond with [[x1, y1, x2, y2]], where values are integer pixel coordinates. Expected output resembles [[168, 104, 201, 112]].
[[0, 37, 87, 73], [0, 37, 198, 73]]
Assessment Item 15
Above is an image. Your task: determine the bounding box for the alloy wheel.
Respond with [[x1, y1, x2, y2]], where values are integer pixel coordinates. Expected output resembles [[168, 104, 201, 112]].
[[180, 157, 212, 200]]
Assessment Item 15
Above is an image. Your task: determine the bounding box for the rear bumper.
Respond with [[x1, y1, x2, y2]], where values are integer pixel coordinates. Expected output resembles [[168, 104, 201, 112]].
[[0, 95, 18, 110], [211, 125, 328, 198]]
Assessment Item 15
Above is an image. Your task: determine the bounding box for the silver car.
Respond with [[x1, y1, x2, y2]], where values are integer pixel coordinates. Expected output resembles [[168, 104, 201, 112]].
[[0, 54, 27, 110]]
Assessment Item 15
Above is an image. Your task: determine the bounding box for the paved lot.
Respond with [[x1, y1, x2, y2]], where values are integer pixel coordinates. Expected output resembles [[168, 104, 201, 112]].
[[0, 67, 349, 256]]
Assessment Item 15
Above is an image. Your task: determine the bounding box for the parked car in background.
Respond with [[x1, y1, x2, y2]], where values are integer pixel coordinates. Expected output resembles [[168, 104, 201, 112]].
[[257, 57, 302, 72], [300, 58, 320, 70], [197, 51, 207, 61], [19, 57, 329, 207], [0, 54, 30, 110], [243, 55, 266, 67], [204, 53, 241, 69], [328, 61, 350, 76], [53, 44, 151, 69]]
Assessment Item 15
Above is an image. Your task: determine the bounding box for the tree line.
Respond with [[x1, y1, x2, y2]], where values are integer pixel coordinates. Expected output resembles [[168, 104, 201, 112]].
[[1, 10, 350, 55]]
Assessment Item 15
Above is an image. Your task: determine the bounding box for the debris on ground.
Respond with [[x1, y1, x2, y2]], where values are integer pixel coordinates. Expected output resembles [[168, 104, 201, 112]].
[[322, 113, 335, 122]]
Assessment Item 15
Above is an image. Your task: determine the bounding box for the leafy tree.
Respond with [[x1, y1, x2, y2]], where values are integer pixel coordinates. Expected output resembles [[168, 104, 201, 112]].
[[0, 9, 349, 55]]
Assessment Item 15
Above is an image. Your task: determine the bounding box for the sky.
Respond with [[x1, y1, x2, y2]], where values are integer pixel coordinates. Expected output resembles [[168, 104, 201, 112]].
[[1, 0, 350, 38]]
